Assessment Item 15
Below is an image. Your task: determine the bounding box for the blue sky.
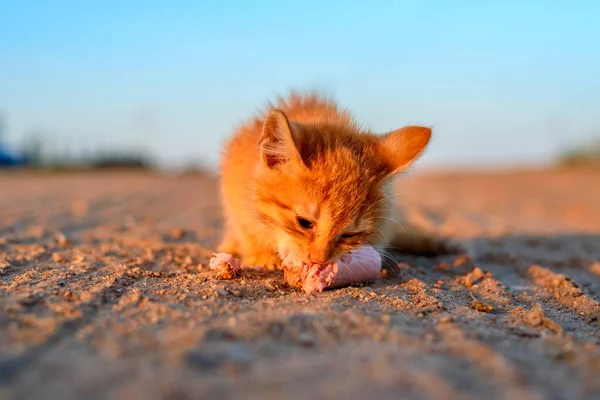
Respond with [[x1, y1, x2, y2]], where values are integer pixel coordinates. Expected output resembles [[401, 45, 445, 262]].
[[1, 0, 599, 169]]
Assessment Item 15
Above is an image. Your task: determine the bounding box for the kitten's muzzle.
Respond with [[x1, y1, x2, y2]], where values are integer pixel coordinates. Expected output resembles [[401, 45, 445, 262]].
[[309, 254, 327, 264]]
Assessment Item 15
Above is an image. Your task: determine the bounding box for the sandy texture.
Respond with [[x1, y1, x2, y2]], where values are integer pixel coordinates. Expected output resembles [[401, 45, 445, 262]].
[[0, 169, 599, 400]]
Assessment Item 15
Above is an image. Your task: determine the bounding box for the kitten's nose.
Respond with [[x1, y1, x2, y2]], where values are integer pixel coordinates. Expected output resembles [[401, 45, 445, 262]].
[[309, 254, 327, 264]]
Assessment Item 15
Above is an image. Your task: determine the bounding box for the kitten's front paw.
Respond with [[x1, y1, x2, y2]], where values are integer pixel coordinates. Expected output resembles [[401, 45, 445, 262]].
[[217, 236, 240, 257], [242, 253, 282, 271]]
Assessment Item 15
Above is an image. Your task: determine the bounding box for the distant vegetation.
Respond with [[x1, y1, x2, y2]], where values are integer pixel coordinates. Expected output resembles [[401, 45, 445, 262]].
[[1, 132, 212, 175], [20, 140, 156, 171], [1, 130, 155, 171], [0, 114, 214, 174], [557, 137, 600, 168]]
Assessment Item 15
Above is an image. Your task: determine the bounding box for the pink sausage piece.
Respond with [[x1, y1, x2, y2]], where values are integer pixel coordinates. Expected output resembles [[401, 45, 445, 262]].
[[209, 252, 241, 280], [282, 245, 382, 294]]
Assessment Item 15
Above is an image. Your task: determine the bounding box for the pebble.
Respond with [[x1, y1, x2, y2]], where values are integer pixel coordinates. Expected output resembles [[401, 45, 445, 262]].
[[186, 350, 220, 370], [265, 282, 276, 292], [170, 228, 185, 239], [55, 232, 69, 246], [295, 333, 315, 347], [225, 344, 254, 364]]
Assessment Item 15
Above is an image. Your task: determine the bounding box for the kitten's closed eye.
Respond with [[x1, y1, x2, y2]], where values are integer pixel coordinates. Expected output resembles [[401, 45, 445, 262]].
[[296, 216, 314, 229], [341, 232, 362, 239]]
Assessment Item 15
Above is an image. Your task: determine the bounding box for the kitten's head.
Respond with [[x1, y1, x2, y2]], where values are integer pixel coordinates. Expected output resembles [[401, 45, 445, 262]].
[[252, 109, 431, 263]]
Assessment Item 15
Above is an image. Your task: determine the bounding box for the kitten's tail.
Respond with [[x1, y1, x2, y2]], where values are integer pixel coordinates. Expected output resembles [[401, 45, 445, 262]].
[[379, 198, 462, 256], [386, 223, 460, 256]]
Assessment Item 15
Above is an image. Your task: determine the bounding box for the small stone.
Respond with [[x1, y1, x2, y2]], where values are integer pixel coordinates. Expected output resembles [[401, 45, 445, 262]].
[[225, 344, 253, 364], [170, 228, 185, 239], [55, 232, 69, 246], [425, 333, 437, 342], [295, 333, 314, 347], [186, 350, 220, 370], [79, 291, 94, 302], [471, 298, 494, 313]]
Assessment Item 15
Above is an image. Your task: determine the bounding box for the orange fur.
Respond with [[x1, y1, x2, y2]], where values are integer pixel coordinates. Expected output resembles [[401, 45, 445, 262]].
[[218, 91, 448, 269]]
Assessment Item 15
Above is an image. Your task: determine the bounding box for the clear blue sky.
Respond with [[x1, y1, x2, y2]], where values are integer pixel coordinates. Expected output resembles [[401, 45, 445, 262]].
[[1, 0, 599, 169]]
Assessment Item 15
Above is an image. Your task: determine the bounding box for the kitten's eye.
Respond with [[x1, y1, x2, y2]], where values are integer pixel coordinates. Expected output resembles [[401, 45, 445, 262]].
[[296, 217, 314, 229], [341, 232, 361, 239]]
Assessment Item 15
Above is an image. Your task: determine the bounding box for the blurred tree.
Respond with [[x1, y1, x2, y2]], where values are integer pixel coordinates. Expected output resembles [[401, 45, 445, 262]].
[[0, 112, 5, 140], [558, 134, 600, 167], [0, 112, 25, 167], [21, 130, 45, 167]]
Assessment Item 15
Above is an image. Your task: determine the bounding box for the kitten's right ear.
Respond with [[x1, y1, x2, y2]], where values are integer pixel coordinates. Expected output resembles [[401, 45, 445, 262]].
[[259, 109, 303, 169], [377, 125, 432, 175]]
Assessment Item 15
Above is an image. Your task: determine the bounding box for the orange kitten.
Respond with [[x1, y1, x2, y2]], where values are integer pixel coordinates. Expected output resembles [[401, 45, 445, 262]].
[[218, 92, 451, 269]]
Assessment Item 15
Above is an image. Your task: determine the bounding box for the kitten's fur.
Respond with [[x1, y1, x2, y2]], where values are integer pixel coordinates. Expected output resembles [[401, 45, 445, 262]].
[[218, 92, 452, 269]]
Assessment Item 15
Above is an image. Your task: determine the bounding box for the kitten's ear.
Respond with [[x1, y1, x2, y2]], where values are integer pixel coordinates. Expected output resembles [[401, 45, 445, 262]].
[[259, 109, 303, 169], [378, 125, 432, 175]]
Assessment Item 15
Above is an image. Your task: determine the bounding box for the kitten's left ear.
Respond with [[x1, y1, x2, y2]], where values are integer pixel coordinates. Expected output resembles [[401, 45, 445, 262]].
[[259, 109, 304, 169], [377, 125, 432, 175]]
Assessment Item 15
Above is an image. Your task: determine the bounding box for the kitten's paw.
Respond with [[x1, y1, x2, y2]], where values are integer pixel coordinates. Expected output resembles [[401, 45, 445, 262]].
[[217, 236, 240, 257], [242, 253, 281, 271]]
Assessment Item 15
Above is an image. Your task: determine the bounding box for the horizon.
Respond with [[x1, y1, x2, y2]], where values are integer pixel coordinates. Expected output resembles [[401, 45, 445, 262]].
[[1, 1, 599, 169]]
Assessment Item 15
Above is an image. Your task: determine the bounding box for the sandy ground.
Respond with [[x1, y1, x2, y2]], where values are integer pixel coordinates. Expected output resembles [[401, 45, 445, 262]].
[[0, 168, 599, 400]]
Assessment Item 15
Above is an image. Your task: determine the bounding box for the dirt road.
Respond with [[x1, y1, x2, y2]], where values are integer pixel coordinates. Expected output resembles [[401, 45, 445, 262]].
[[1, 169, 599, 400]]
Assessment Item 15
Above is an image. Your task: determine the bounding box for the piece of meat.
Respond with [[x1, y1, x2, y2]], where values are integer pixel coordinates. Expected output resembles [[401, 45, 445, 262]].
[[209, 252, 241, 279], [282, 245, 382, 294]]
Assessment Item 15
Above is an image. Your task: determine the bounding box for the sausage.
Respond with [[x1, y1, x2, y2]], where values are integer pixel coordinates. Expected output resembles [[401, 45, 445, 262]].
[[283, 245, 382, 294]]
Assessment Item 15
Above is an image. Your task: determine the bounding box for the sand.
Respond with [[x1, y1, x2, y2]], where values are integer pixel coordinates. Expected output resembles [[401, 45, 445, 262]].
[[0, 168, 599, 400]]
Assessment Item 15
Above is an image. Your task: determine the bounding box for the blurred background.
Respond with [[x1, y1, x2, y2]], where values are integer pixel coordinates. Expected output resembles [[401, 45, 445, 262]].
[[1, 0, 599, 172]]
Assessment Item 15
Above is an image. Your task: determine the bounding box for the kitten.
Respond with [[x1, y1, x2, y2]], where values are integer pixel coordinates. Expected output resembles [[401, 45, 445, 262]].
[[218, 92, 453, 270]]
